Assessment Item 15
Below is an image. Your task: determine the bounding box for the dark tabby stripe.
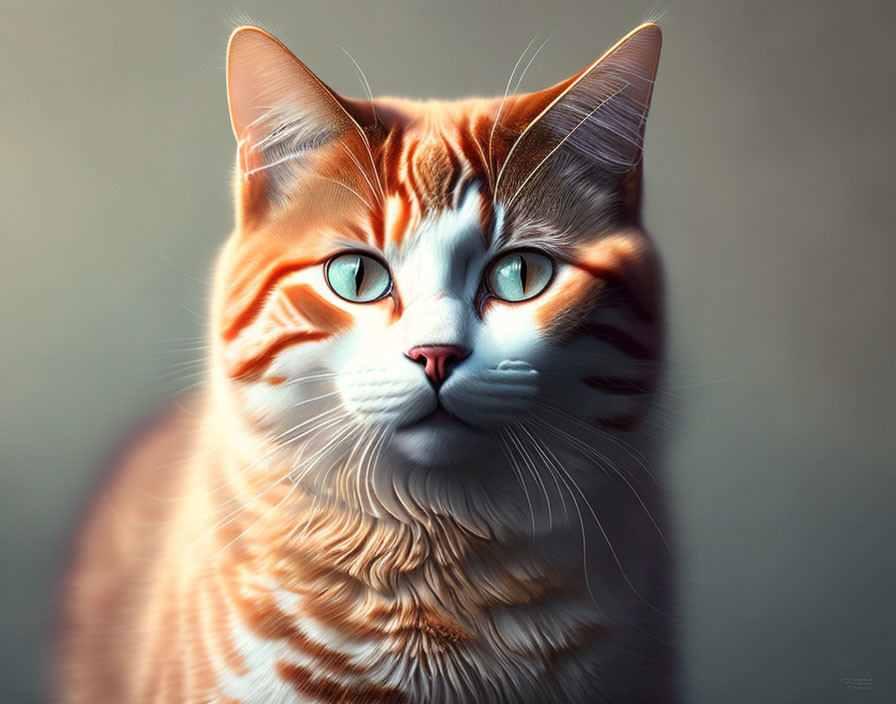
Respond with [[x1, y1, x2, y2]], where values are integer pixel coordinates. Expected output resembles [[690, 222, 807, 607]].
[[275, 661, 408, 703], [581, 376, 650, 394], [598, 413, 644, 432], [579, 322, 656, 360]]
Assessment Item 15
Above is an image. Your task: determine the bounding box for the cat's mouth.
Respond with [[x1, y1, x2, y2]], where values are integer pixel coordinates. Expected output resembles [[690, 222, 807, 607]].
[[409, 401, 473, 429]]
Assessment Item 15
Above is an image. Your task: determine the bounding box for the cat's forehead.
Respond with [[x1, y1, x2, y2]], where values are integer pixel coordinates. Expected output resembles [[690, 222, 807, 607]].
[[378, 102, 493, 207], [370, 99, 605, 255], [388, 183, 490, 265], [366, 99, 511, 256]]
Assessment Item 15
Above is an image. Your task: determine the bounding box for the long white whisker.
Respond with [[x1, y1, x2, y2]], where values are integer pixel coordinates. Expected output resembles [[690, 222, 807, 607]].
[[488, 32, 541, 183], [529, 416, 672, 557], [281, 371, 339, 387], [334, 43, 378, 126], [242, 150, 306, 178], [523, 418, 669, 616], [538, 402, 663, 492], [142, 408, 346, 504], [522, 425, 598, 606], [512, 29, 558, 95], [157, 413, 351, 561], [505, 425, 553, 531], [201, 479, 300, 566], [498, 429, 536, 535], [290, 423, 357, 486], [514, 421, 569, 526]]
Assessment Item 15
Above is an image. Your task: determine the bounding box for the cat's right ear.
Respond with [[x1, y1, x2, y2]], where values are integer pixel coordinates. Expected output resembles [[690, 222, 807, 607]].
[[226, 26, 369, 223]]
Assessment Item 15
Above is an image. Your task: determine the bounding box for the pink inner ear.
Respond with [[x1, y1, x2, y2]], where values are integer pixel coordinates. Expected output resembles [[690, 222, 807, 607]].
[[226, 28, 278, 140], [226, 25, 364, 145], [226, 26, 377, 223]]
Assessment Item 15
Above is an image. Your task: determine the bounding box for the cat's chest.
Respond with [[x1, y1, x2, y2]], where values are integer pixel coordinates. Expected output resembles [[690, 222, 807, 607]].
[[216, 573, 608, 704]]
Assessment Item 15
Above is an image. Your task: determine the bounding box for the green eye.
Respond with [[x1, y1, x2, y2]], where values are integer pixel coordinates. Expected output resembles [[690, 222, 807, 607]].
[[326, 252, 392, 303], [485, 250, 554, 302]]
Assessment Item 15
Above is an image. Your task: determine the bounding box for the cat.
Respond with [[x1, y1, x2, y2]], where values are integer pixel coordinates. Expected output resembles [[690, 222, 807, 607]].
[[56, 22, 675, 703]]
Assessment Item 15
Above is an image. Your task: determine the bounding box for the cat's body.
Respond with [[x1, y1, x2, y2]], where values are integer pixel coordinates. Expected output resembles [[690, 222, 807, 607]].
[[57, 24, 676, 703]]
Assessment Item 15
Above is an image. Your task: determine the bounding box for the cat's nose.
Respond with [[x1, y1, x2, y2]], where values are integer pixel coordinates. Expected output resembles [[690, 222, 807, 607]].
[[406, 345, 471, 387]]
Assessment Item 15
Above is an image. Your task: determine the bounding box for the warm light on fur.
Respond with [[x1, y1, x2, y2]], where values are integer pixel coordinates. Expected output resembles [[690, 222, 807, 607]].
[[57, 22, 675, 703]]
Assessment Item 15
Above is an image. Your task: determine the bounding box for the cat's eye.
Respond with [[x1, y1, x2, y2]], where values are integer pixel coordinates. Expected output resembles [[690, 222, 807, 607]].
[[485, 250, 554, 302], [325, 252, 392, 303]]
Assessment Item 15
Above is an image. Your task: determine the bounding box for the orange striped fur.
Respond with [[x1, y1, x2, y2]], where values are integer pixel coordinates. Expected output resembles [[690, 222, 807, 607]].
[[57, 22, 675, 703]]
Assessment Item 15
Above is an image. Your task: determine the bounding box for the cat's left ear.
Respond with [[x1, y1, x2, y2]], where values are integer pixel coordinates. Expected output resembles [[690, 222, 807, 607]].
[[497, 24, 662, 208]]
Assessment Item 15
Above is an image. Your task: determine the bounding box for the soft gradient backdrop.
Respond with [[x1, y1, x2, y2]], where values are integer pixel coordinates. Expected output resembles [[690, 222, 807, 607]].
[[2, 0, 894, 701]]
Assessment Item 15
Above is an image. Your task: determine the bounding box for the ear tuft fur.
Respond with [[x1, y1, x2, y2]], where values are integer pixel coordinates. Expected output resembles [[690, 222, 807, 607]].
[[226, 27, 367, 213], [497, 24, 662, 204]]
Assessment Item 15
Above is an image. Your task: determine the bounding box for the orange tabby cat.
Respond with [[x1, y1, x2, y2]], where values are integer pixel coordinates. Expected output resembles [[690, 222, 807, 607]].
[[56, 23, 673, 703]]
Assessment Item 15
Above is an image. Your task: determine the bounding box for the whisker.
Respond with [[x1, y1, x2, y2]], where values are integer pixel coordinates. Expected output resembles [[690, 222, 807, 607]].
[[537, 402, 664, 492], [281, 371, 339, 387], [487, 32, 542, 186], [149, 408, 346, 503], [529, 416, 673, 557], [352, 425, 375, 512], [150, 368, 209, 386], [200, 477, 300, 566], [195, 415, 351, 541], [513, 421, 569, 526], [169, 294, 211, 321], [522, 418, 671, 617], [361, 426, 386, 514], [333, 43, 378, 126], [505, 425, 553, 531], [155, 250, 210, 286], [498, 428, 536, 536], [511, 29, 558, 95]]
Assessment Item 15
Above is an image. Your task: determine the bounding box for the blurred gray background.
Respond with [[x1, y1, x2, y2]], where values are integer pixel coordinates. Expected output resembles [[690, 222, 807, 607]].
[[2, 0, 894, 701]]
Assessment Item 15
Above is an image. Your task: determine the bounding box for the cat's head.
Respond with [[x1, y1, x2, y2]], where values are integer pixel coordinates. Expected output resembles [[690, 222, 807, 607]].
[[210, 25, 663, 493]]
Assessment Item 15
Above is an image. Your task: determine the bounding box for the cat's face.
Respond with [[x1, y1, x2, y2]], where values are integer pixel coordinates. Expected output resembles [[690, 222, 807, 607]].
[[212, 25, 663, 484]]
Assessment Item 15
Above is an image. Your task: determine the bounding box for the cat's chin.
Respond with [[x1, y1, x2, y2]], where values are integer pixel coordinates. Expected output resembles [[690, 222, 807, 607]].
[[390, 415, 492, 467]]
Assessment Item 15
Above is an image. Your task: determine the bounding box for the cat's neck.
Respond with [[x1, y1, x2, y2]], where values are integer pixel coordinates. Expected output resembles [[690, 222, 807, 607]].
[[186, 414, 569, 603], [186, 387, 596, 618]]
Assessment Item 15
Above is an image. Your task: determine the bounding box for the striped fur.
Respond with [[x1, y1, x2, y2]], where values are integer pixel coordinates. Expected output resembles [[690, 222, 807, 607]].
[[57, 23, 675, 703]]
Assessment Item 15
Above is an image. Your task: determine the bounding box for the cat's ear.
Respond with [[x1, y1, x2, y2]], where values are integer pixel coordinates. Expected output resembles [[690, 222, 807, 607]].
[[497, 23, 661, 206], [226, 26, 371, 221]]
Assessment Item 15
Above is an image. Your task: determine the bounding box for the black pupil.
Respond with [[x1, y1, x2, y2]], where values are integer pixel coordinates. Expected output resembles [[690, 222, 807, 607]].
[[353, 257, 365, 295], [517, 255, 528, 294]]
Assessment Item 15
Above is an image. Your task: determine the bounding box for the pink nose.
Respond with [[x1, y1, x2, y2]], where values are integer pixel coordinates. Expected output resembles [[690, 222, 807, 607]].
[[406, 345, 471, 386]]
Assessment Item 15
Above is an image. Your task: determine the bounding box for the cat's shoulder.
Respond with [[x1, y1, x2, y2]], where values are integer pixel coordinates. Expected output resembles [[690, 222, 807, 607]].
[[54, 394, 205, 700], [65, 400, 207, 599], [87, 394, 203, 522]]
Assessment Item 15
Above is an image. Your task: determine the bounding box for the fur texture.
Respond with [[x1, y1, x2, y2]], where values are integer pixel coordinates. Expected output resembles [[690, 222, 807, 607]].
[[57, 23, 675, 703]]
